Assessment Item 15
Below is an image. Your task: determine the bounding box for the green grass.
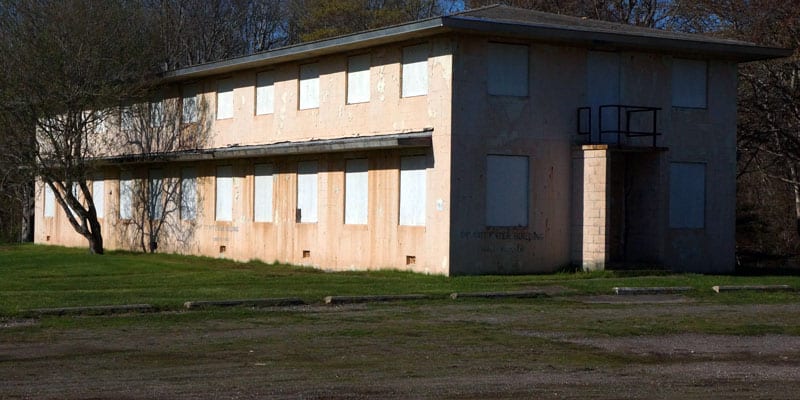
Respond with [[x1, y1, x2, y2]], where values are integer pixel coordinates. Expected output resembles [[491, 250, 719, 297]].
[[1, 243, 799, 316]]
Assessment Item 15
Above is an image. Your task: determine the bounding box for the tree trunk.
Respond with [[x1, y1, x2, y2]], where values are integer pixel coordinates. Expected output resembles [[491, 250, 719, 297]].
[[88, 216, 104, 255]]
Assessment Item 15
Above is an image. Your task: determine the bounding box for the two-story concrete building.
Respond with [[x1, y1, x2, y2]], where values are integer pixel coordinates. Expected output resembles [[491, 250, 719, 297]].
[[34, 5, 790, 274]]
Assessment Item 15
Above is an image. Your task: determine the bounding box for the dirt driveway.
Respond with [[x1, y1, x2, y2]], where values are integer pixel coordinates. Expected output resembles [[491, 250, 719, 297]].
[[2, 297, 800, 399]]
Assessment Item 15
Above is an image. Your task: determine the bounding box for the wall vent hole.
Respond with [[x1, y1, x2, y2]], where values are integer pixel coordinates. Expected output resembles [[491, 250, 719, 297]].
[[303, 250, 311, 258], [406, 255, 416, 265], [219, 245, 227, 253]]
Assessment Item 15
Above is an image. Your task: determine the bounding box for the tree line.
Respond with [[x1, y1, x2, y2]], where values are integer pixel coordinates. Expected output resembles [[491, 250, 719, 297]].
[[1, 0, 798, 264]]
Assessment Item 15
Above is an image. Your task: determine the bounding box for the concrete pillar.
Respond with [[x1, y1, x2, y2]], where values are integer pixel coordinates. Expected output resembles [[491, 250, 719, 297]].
[[571, 145, 609, 271]]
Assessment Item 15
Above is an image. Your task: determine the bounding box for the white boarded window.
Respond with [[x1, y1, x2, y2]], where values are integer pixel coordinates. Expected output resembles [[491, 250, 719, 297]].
[[486, 155, 529, 227], [669, 162, 705, 228], [345, 159, 368, 225], [181, 167, 197, 221], [299, 63, 320, 110], [254, 164, 274, 223], [92, 176, 105, 218], [182, 84, 199, 123], [44, 184, 55, 217], [297, 161, 318, 223], [69, 182, 80, 219], [402, 44, 428, 97], [120, 106, 134, 131], [399, 156, 426, 226], [216, 166, 233, 222], [217, 79, 234, 119], [149, 101, 164, 127], [488, 43, 529, 97], [256, 71, 274, 115], [347, 54, 371, 104], [119, 172, 133, 220], [672, 59, 707, 108], [149, 169, 163, 220]]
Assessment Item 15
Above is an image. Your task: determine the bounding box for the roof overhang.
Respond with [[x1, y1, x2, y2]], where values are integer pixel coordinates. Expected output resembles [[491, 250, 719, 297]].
[[162, 7, 791, 82], [441, 16, 792, 62], [99, 129, 433, 165]]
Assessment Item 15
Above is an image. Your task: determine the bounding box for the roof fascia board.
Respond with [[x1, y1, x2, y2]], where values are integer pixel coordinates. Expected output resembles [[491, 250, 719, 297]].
[[442, 16, 792, 62], [99, 130, 433, 165], [163, 19, 447, 82]]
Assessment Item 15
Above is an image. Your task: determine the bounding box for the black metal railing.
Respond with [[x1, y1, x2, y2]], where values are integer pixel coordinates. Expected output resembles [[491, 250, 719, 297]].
[[577, 105, 662, 147]]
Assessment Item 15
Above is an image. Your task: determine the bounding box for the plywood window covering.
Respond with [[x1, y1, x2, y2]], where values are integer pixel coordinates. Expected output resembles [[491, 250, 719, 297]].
[[149, 101, 164, 127], [672, 59, 707, 108], [217, 79, 234, 119], [486, 155, 529, 227], [92, 176, 105, 219], [297, 161, 318, 223], [69, 182, 80, 219], [299, 63, 320, 110], [254, 164, 274, 222], [256, 72, 275, 115], [119, 172, 133, 220], [44, 184, 55, 217], [345, 159, 368, 225], [216, 165, 233, 222], [488, 43, 529, 96], [182, 84, 199, 123], [399, 155, 426, 226], [347, 54, 371, 104], [120, 106, 134, 131], [181, 167, 198, 221], [402, 44, 428, 98], [149, 169, 163, 220], [669, 162, 705, 228]]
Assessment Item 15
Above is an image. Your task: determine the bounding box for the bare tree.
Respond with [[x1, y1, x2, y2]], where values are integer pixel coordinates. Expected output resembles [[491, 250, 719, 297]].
[[110, 93, 211, 253], [0, 0, 164, 253]]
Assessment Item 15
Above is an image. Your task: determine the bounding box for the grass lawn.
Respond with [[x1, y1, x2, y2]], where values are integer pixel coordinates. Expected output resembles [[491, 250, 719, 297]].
[[1, 243, 799, 315], [3, 244, 800, 398]]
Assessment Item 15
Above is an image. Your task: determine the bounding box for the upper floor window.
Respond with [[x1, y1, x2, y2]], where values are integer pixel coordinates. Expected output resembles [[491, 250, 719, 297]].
[[347, 54, 371, 104], [256, 71, 274, 115], [402, 44, 428, 98], [217, 79, 234, 119], [149, 100, 164, 127], [299, 63, 320, 110], [182, 83, 199, 123], [672, 59, 707, 108], [488, 43, 529, 97]]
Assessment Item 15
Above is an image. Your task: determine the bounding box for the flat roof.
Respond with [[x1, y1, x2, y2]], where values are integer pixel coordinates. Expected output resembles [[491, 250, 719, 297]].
[[164, 5, 791, 82]]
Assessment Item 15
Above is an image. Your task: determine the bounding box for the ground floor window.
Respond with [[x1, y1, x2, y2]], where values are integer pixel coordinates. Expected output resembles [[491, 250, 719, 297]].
[[181, 167, 197, 221], [297, 161, 318, 223], [254, 164, 274, 222], [216, 166, 233, 222], [669, 162, 705, 229], [486, 155, 529, 227], [119, 172, 133, 220], [399, 156, 426, 226], [345, 159, 368, 225]]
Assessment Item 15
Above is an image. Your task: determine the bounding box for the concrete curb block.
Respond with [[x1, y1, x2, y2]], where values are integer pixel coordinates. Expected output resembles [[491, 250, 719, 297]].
[[184, 298, 306, 309], [613, 287, 693, 295], [27, 304, 155, 316], [712, 285, 793, 293], [324, 294, 439, 305], [449, 290, 549, 300]]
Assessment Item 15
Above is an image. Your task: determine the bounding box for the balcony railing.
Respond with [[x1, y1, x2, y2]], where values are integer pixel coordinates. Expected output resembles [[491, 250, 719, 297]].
[[577, 105, 662, 147]]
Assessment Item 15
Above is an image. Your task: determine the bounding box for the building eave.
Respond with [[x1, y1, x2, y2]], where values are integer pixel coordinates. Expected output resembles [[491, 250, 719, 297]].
[[99, 129, 434, 165]]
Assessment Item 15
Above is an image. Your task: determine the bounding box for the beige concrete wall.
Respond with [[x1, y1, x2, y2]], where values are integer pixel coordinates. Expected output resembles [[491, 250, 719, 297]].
[[450, 38, 580, 274], [34, 37, 455, 275]]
